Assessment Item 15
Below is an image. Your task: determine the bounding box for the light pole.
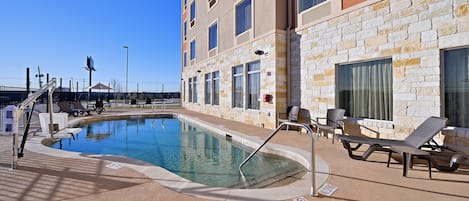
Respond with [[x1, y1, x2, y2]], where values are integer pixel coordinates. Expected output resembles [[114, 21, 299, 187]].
[[123, 45, 129, 103]]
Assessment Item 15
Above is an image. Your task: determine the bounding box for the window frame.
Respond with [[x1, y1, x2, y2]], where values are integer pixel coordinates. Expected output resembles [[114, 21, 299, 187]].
[[190, 1, 196, 27], [188, 77, 193, 103], [337, 58, 393, 121], [205, 73, 212, 105], [247, 61, 260, 110], [190, 39, 196, 60], [299, 0, 326, 12], [193, 76, 198, 103], [442, 47, 469, 127], [235, 0, 252, 36], [232, 65, 244, 108], [208, 21, 218, 51], [183, 20, 187, 41], [208, 0, 217, 10], [212, 71, 220, 105]]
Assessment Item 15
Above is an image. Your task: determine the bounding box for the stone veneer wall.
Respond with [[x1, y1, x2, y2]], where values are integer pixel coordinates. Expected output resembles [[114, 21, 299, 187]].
[[182, 31, 288, 129], [295, 0, 469, 140]]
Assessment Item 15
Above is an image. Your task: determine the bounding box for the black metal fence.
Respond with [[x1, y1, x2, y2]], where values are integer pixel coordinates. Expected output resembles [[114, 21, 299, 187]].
[[0, 85, 6, 132]]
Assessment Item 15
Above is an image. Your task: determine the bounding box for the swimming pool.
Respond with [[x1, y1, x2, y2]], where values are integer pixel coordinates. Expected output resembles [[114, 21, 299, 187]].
[[50, 115, 306, 188]]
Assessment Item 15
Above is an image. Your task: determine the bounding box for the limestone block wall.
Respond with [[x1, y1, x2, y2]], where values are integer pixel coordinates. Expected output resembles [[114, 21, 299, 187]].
[[296, 0, 469, 139], [443, 128, 469, 154], [182, 31, 288, 129]]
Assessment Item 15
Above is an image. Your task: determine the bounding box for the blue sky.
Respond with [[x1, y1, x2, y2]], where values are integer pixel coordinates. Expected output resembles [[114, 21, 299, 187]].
[[0, 0, 181, 92]]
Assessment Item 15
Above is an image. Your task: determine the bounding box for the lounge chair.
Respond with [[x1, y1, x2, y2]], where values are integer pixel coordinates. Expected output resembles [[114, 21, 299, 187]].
[[57, 101, 80, 117], [311, 108, 345, 144], [71, 101, 91, 116], [277, 106, 300, 131], [337, 116, 447, 161]]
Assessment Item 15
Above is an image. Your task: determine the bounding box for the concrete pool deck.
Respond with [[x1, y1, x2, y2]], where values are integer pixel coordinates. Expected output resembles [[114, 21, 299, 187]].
[[1, 108, 469, 200]]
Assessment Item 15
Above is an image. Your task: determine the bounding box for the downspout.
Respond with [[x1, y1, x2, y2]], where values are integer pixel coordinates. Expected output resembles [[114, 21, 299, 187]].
[[286, 0, 292, 106]]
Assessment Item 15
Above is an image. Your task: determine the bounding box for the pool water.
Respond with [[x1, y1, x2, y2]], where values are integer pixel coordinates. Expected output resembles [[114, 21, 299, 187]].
[[51, 116, 306, 188]]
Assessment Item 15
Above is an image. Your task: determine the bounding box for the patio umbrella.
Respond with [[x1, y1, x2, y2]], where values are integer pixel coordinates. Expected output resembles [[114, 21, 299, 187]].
[[90, 82, 112, 90], [89, 82, 112, 99]]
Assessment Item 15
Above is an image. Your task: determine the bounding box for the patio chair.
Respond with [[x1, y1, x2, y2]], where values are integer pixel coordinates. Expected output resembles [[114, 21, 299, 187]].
[[311, 108, 345, 144], [337, 116, 447, 161], [57, 101, 80, 117], [71, 101, 91, 116], [277, 106, 300, 131]]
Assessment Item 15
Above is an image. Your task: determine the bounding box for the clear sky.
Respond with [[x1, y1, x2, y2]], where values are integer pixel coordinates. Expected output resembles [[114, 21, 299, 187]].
[[0, 0, 181, 92]]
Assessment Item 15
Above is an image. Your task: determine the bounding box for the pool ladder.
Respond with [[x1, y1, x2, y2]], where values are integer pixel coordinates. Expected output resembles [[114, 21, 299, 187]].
[[238, 122, 318, 196]]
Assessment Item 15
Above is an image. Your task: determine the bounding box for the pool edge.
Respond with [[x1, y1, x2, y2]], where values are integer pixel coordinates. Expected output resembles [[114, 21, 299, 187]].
[[26, 112, 330, 200]]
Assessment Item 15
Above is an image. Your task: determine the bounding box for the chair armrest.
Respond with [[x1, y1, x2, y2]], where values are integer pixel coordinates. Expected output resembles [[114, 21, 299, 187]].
[[277, 112, 287, 119], [315, 117, 327, 125], [357, 123, 380, 138]]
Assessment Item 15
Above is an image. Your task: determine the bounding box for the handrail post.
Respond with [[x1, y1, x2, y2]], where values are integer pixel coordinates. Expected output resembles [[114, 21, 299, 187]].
[[238, 122, 318, 196]]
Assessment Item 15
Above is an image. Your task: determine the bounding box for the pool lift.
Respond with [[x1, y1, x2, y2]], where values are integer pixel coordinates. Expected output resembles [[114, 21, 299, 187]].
[[238, 122, 318, 197], [9, 78, 56, 169]]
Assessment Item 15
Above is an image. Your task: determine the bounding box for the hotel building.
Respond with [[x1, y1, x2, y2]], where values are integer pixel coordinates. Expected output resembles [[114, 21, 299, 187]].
[[181, 0, 469, 152]]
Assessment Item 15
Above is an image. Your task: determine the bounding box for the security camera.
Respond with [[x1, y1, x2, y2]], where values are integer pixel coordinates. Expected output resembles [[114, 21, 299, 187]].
[[254, 50, 265, 55]]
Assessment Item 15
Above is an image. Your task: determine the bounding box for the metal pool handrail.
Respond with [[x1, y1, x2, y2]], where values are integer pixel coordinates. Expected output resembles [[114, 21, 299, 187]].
[[238, 122, 318, 196]]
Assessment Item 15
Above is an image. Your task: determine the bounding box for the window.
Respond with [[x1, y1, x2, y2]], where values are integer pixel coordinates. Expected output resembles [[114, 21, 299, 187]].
[[182, 81, 185, 102], [209, 0, 217, 8], [299, 0, 326, 12], [190, 1, 196, 26], [183, 52, 187, 67], [193, 76, 198, 103], [205, 73, 212, 104], [208, 22, 217, 50], [190, 40, 196, 60], [338, 59, 393, 121], [213, 71, 220, 105], [183, 21, 187, 40], [235, 0, 251, 35], [188, 78, 192, 102], [247, 61, 260, 109], [233, 65, 244, 108], [444, 47, 469, 127], [190, 1, 196, 21]]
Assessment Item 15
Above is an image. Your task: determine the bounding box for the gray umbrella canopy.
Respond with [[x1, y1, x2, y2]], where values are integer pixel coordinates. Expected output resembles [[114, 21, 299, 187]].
[[89, 83, 112, 99], [89, 82, 112, 90]]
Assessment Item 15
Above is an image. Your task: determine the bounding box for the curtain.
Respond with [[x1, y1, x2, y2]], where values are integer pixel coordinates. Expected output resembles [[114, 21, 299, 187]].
[[248, 72, 260, 109], [193, 77, 198, 103], [213, 71, 220, 105], [234, 76, 243, 107], [445, 48, 469, 127], [188, 78, 192, 103], [339, 59, 393, 121], [205, 78, 211, 104]]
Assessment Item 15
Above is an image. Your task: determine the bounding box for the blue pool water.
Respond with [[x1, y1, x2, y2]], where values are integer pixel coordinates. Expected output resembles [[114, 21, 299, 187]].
[[50, 116, 306, 188]]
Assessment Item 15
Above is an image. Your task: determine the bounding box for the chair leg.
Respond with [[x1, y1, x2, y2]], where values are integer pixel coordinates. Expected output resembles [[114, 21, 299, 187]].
[[387, 151, 392, 168], [427, 157, 432, 179], [331, 130, 335, 144]]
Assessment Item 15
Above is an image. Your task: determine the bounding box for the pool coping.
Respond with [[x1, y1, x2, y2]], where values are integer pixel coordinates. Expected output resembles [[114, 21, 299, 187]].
[[26, 112, 330, 201]]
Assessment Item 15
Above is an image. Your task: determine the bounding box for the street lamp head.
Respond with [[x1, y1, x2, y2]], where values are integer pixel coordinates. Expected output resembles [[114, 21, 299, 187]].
[[123, 45, 128, 48]]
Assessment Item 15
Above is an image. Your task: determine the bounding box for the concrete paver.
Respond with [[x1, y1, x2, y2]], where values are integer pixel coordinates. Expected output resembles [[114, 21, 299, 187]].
[[0, 108, 468, 201]]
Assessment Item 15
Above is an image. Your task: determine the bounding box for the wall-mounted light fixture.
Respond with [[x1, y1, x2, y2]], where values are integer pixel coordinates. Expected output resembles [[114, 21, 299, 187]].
[[255, 50, 268, 56]]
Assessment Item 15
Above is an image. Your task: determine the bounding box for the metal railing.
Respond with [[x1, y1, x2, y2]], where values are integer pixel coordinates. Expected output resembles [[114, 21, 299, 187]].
[[238, 122, 318, 196]]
